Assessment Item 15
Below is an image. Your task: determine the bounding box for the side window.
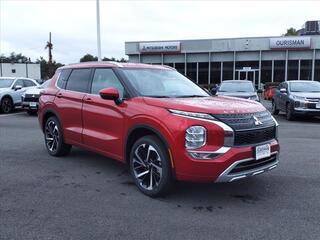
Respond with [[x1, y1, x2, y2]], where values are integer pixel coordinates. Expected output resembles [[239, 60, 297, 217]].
[[57, 69, 72, 89], [23, 80, 36, 87], [13, 79, 24, 88], [91, 69, 125, 98], [66, 69, 92, 93]]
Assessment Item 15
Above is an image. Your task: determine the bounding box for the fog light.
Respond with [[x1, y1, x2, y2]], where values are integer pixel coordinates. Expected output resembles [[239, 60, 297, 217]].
[[185, 126, 206, 149]]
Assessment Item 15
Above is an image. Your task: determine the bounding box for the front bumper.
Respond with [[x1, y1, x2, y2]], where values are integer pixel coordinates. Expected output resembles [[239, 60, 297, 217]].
[[293, 107, 320, 116], [22, 101, 39, 110], [173, 139, 280, 182]]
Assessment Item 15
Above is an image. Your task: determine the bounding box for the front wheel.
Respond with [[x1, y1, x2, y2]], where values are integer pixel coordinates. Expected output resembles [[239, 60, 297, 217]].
[[44, 116, 72, 156], [286, 103, 295, 121], [129, 135, 174, 197], [1, 97, 13, 113]]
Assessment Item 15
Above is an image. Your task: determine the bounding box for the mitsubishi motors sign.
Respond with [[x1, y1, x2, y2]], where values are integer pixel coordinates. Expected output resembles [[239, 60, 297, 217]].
[[139, 42, 181, 53], [270, 37, 311, 49]]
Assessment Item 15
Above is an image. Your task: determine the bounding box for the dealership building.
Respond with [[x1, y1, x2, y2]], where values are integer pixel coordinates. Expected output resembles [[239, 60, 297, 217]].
[[125, 35, 320, 88]]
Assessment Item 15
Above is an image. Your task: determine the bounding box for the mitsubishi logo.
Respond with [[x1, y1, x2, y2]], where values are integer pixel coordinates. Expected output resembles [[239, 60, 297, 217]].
[[253, 116, 263, 126]]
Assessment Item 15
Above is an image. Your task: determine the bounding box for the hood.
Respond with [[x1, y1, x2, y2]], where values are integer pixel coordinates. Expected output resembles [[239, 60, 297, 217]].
[[142, 96, 265, 115], [0, 87, 11, 93], [25, 87, 42, 95], [290, 92, 320, 98], [217, 92, 256, 98]]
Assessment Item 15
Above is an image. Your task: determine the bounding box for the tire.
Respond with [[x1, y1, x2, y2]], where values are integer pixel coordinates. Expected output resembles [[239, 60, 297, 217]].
[[44, 116, 72, 156], [1, 97, 13, 114], [129, 135, 174, 197], [286, 103, 295, 121], [272, 100, 279, 115]]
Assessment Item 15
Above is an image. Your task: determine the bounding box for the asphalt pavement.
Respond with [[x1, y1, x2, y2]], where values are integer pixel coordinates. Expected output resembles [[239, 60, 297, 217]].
[[0, 105, 319, 240]]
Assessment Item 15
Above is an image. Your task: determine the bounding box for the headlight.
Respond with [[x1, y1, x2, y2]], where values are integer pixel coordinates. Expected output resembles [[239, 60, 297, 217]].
[[249, 95, 259, 101], [185, 126, 206, 149], [292, 95, 305, 101], [168, 109, 215, 120]]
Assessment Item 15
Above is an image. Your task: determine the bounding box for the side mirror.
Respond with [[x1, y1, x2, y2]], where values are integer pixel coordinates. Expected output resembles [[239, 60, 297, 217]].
[[14, 85, 23, 91], [280, 88, 287, 94], [99, 87, 122, 104], [257, 89, 263, 94], [211, 87, 217, 95]]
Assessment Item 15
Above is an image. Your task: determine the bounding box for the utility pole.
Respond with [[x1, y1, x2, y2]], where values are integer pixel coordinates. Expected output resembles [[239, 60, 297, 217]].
[[96, 0, 102, 61], [45, 32, 53, 77]]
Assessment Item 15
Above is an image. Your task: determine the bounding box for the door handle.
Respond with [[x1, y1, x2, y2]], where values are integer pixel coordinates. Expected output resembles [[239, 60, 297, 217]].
[[84, 97, 93, 103]]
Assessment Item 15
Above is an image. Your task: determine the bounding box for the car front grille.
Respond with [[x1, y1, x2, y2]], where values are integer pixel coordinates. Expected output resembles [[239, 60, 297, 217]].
[[234, 126, 276, 146], [214, 111, 275, 131], [305, 97, 320, 103], [24, 94, 40, 102], [229, 154, 277, 174]]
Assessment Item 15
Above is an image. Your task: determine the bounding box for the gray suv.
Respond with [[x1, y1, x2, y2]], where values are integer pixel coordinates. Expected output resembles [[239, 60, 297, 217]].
[[0, 77, 39, 113], [272, 80, 320, 120]]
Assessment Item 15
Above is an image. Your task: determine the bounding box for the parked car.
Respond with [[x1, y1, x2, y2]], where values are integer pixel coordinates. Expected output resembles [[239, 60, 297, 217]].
[[38, 62, 279, 197], [0, 77, 40, 113], [22, 80, 51, 115], [215, 80, 261, 101], [263, 82, 280, 100], [272, 80, 320, 120]]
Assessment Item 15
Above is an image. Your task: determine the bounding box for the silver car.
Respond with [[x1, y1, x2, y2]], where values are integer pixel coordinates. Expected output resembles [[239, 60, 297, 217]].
[[0, 77, 39, 113]]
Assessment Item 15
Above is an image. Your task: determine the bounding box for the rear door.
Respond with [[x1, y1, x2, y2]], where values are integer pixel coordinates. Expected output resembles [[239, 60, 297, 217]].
[[82, 68, 127, 160], [54, 68, 92, 145]]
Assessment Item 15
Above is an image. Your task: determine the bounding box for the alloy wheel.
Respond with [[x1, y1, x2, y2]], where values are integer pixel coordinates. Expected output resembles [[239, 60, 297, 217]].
[[1, 98, 12, 113], [132, 143, 163, 191], [45, 120, 60, 153]]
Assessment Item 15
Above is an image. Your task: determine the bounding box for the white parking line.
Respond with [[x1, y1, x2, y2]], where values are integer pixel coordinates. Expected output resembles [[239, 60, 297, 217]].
[[0, 112, 25, 117]]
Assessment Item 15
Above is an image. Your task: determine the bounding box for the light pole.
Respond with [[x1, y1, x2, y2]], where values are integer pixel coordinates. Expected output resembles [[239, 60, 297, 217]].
[[96, 0, 102, 61]]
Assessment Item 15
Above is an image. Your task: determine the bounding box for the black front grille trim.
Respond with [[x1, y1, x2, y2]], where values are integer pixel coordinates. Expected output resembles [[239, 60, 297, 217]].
[[230, 154, 277, 174], [234, 126, 276, 146]]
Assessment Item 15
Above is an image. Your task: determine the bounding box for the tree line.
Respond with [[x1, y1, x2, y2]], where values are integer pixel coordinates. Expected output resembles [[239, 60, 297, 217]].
[[0, 52, 127, 79]]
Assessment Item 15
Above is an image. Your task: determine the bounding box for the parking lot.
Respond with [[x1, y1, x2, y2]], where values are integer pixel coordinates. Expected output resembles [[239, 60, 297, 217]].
[[1, 104, 319, 240]]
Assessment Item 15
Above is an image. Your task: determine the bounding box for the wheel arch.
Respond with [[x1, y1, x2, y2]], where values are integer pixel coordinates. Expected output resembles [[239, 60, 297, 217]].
[[41, 109, 62, 132]]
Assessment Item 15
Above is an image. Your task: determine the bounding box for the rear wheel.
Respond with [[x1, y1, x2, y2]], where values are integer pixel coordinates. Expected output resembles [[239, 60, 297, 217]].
[[1, 97, 13, 114], [272, 100, 279, 115], [44, 116, 71, 156], [129, 135, 173, 197]]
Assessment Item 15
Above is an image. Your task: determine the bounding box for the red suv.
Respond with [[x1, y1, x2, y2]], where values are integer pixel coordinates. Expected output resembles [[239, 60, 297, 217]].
[[38, 62, 280, 196]]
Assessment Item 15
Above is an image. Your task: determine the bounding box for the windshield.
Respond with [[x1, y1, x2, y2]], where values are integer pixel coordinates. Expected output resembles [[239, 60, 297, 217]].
[[0, 79, 14, 88], [218, 82, 255, 92], [290, 81, 320, 92], [121, 68, 209, 98]]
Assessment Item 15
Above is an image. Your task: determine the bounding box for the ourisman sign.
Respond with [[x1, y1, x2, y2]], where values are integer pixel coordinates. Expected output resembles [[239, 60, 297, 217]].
[[139, 42, 181, 53], [270, 37, 311, 49]]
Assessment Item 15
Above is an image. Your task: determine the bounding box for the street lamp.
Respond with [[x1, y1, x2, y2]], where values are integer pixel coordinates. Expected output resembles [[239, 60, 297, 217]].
[[96, 0, 102, 61]]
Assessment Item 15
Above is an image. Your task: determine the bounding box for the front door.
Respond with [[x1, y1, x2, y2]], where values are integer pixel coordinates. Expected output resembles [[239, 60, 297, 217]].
[[82, 68, 126, 161], [236, 69, 259, 88]]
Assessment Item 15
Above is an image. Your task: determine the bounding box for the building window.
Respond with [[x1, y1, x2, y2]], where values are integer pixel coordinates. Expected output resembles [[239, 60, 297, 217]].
[[198, 62, 209, 85], [235, 61, 259, 70], [314, 60, 320, 81], [223, 62, 233, 80], [274, 60, 285, 82], [210, 62, 221, 84], [175, 63, 185, 75], [261, 61, 272, 83], [187, 63, 197, 82], [287, 60, 299, 80], [165, 63, 174, 67], [300, 60, 312, 80]]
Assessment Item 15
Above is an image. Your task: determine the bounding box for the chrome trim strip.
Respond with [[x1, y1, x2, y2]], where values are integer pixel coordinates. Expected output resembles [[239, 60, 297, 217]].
[[294, 107, 320, 112], [187, 146, 231, 155], [216, 151, 278, 183]]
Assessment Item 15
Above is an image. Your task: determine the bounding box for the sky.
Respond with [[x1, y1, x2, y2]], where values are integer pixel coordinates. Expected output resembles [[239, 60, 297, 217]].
[[0, 0, 319, 64]]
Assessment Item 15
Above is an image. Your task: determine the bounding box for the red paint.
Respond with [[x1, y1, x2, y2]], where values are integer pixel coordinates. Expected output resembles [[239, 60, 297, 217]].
[[38, 62, 279, 182]]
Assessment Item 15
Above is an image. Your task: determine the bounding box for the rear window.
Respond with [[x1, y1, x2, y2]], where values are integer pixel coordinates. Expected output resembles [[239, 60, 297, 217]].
[[57, 69, 72, 89], [66, 69, 92, 93]]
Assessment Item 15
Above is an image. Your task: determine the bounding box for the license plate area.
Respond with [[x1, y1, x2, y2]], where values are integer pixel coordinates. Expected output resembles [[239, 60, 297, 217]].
[[255, 144, 271, 160], [29, 102, 37, 107]]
